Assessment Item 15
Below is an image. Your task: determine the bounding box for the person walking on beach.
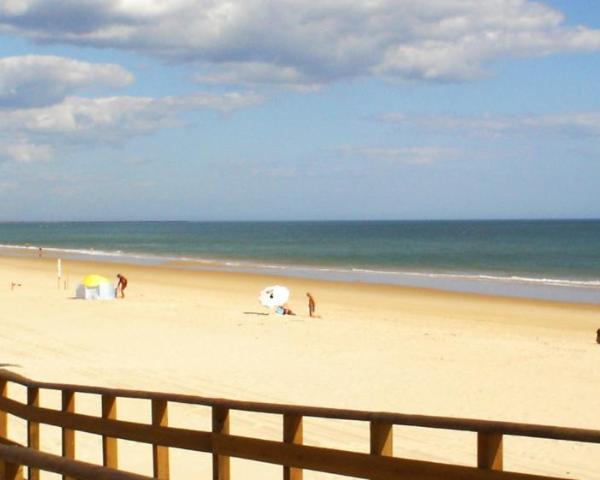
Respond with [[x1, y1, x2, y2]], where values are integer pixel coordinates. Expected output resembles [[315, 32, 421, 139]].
[[307, 292, 316, 317], [116, 274, 128, 298]]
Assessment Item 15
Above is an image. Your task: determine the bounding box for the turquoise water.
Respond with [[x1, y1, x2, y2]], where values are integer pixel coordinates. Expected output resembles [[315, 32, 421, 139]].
[[1, 220, 599, 302]]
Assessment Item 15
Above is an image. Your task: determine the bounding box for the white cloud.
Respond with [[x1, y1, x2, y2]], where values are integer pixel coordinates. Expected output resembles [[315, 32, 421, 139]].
[[0, 55, 134, 108], [0, 92, 262, 136], [336, 145, 453, 165], [522, 113, 600, 136], [379, 112, 600, 137], [0, 179, 18, 193], [195, 62, 322, 92], [164, 91, 264, 112], [1, 1, 599, 88], [0, 139, 53, 162], [0, 90, 263, 161]]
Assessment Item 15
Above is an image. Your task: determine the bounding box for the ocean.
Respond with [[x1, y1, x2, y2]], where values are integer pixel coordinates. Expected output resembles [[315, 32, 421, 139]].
[[1, 220, 599, 304]]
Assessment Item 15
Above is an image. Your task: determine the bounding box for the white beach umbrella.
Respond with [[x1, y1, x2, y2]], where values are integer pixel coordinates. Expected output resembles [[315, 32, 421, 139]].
[[259, 285, 290, 309]]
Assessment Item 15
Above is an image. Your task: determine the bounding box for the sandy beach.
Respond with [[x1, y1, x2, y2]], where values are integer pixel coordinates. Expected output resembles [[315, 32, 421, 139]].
[[1, 253, 599, 479]]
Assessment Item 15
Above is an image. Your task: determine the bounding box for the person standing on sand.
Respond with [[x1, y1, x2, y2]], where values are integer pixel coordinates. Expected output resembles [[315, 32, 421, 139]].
[[307, 292, 316, 317], [116, 274, 128, 298]]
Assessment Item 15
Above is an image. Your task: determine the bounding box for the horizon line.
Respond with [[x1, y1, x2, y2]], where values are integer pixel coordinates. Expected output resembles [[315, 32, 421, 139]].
[[0, 217, 599, 223]]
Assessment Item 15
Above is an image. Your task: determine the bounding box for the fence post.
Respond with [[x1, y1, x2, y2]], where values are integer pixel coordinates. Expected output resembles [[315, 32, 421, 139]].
[[27, 386, 40, 480], [478, 432, 503, 470], [0, 379, 6, 477], [62, 389, 76, 480], [370, 420, 393, 457], [0, 379, 6, 439], [101, 394, 118, 469], [152, 399, 170, 479], [4, 461, 23, 480], [370, 421, 393, 480], [212, 406, 230, 480], [283, 413, 303, 480]]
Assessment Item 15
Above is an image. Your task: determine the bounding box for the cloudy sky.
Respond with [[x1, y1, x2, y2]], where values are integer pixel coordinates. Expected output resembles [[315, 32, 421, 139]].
[[0, 0, 598, 220]]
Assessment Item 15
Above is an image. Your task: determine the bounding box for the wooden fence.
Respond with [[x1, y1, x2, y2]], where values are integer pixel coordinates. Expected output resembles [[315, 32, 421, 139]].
[[0, 369, 598, 480]]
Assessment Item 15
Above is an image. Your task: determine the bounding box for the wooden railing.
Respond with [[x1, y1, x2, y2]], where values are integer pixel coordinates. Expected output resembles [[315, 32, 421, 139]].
[[0, 443, 153, 480], [1, 369, 599, 480]]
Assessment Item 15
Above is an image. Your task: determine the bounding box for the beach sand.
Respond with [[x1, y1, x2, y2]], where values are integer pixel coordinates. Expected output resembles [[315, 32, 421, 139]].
[[1, 254, 599, 478]]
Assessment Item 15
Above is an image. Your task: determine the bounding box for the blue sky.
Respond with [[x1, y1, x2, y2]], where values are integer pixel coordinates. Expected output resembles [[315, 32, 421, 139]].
[[0, 0, 599, 221]]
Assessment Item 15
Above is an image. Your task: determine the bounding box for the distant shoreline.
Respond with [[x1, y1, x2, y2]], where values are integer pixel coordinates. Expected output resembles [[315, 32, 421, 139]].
[[2, 242, 599, 305], [1, 218, 599, 223]]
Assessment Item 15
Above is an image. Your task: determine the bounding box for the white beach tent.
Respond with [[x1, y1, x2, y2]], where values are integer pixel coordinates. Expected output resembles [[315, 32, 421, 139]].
[[75, 274, 116, 300]]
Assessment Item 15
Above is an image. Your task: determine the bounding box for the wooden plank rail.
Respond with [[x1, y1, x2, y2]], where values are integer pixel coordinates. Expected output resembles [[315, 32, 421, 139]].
[[1, 368, 598, 444], [0, 395, 213, 452], [0, 369, 597, 480], [211, 433, 568, 480], [0, 444, 153, 480]]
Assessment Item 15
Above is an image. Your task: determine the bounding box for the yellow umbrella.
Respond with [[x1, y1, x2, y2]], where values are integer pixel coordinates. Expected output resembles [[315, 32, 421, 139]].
[[82, 274, 110, 288]]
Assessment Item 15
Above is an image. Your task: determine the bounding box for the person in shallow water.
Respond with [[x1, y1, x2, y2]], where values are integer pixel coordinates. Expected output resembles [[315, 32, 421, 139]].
[[115, 273, 128, 298]]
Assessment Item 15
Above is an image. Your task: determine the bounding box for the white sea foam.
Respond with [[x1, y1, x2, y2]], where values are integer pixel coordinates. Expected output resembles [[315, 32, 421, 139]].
[[0, 243, 161, 263], [1, 243, 599, 292], [349, 267, 600, 288]]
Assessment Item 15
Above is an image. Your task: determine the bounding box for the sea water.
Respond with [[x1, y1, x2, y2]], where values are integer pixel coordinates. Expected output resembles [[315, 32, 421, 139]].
[[1, 220, 599, 304]]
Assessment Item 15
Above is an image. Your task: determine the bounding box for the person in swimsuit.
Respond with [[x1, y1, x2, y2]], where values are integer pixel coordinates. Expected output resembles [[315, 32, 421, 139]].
[[116, 273, 128, 298], [276, 305, 295, 315], [306, 292, 316, 317]]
